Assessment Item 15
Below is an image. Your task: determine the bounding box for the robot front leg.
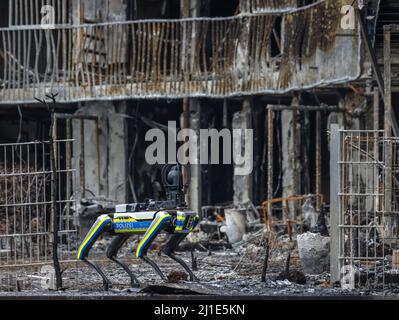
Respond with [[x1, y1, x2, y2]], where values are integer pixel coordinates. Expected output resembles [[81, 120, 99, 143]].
[[77, 215, 113, 291], [136, 211, 173, 281], [106, 234, 140, 288], [161, 213, 200, 281], [162, 233, 198, 282]]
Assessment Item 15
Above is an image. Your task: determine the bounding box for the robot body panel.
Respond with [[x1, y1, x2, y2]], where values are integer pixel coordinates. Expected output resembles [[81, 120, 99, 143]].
[[113, 217, 152, 234]]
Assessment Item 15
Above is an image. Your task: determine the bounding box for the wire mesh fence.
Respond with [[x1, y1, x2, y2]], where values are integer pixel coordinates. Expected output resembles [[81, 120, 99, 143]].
[[0, 139, 79, 291], [338, 130, 399, 289]]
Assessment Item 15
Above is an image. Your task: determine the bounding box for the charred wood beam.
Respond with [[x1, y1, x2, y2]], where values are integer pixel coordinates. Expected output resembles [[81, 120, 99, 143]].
[[266, 107, 273, 229], [357, 8, 385, 101], [272, 28, 282, 52], [358, 11, 399, 137], [383, 25, 399, 138], [384, 24, 394, 239], [50, 111, 63, 290], [54, 113, 98, 121], [260, 237, 270, 283], [80, 119, 85, 199]]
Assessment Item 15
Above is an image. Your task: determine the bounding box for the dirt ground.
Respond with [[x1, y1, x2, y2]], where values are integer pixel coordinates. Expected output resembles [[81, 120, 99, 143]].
[[1, 236, 399, 299]]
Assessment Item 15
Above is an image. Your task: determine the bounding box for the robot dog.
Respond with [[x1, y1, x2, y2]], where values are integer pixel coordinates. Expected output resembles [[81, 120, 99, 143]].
[[77, 164, 200, 290]]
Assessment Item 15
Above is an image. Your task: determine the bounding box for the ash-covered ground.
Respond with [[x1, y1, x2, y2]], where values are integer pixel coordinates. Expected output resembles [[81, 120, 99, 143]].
[[1, 232, 399, 299]]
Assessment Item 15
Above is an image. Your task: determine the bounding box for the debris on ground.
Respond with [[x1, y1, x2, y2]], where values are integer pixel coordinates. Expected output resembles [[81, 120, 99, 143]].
[[139, 283, 220, 296], [2, 205, 399, 298], [167, 271, 188, 283]]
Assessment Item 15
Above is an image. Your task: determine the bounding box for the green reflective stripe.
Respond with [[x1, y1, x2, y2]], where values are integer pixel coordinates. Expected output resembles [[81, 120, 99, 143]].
[[136, 213, 171, 257], [76, 215, 111, 259]]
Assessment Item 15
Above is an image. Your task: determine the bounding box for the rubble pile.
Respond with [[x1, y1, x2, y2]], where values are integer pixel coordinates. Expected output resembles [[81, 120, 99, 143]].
[[2, 246, 398, 297], [297, 232, 330, 274]]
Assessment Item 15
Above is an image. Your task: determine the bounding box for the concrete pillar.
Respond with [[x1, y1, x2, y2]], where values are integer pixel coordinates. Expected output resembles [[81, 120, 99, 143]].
[[108, 102, 128, 202], [329, 124, 341, 283], [73, 101, 128, 203], [281, 98, 301, 220], [233, 99, 253, 207], [181, 0, 202, 213], [188, 100, 202, 213]]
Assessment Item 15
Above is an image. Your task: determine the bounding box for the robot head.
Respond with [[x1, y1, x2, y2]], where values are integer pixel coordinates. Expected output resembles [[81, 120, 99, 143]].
[[161, 164, 187, 207]]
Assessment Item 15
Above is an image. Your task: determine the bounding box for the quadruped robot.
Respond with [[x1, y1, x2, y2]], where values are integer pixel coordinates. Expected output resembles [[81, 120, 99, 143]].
[[76, 164, 200, 290]]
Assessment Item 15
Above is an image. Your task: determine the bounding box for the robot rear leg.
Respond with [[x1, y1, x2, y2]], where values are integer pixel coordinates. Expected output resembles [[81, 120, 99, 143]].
[[106, 234, 140, 287], [162, 233, 198, 281]]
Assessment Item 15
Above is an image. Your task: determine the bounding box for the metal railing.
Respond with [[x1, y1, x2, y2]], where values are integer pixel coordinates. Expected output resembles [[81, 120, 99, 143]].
[[239, 0, 319, 13], [0, 0, 360, 103], [8, 0, 71, 27]]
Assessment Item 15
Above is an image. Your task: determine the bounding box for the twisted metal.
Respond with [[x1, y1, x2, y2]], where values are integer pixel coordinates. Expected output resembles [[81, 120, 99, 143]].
[[0, 0, 361, 104]]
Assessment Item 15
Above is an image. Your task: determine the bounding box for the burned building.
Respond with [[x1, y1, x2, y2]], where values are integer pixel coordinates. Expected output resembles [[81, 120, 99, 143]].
[[0, 0, 398, 295]]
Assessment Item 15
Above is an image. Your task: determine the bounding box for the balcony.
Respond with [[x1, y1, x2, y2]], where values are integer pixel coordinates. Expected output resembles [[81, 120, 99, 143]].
[[0, 0, 361, 104]]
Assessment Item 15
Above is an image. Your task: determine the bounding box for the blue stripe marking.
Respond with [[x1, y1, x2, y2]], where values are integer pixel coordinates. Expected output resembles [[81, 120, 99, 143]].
[[114, 220, 152, 231], [176, 221, 185, 227], [136, 215, 172, 257]]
